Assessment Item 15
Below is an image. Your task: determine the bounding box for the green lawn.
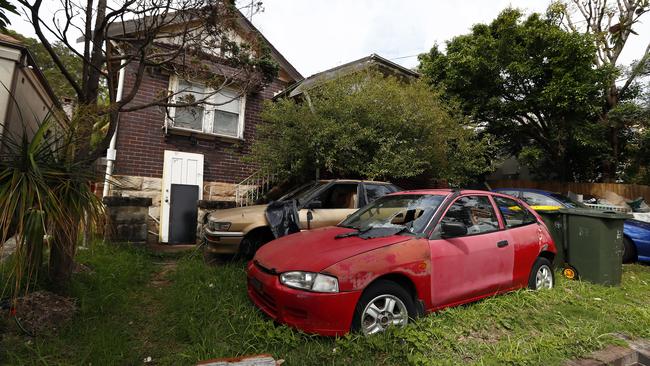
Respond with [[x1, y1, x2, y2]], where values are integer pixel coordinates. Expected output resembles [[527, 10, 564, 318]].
[[1, 243, 649, 365]]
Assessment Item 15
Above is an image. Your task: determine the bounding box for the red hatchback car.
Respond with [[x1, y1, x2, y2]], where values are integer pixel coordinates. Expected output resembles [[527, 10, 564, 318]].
[[247, 189, 556, 336]]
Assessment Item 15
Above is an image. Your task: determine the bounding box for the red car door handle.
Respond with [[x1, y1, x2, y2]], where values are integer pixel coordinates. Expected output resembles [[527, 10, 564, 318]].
[[497, 240, 509, 248]]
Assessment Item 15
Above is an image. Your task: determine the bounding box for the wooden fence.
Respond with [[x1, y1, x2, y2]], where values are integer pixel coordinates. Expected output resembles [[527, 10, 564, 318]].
[[487, 179, 650, 201]]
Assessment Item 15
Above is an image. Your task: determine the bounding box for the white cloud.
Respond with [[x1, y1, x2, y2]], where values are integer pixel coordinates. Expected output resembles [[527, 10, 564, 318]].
[[251, 0, 650, 77]]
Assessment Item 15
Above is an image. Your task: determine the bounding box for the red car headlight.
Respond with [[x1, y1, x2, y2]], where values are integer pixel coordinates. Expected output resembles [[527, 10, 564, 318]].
[[279, 271, 339, 293]]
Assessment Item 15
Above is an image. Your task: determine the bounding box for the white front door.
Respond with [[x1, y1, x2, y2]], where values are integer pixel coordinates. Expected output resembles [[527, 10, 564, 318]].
[[160, 150, 204, 243]]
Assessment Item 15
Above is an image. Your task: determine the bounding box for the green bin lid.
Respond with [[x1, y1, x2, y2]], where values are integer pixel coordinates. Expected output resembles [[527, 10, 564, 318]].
[[558, 208, 632, 219]]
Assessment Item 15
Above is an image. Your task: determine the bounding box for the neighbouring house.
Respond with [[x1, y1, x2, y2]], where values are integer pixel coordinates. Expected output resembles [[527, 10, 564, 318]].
[[103, 9, 302, 244], [274, 53, 419, 101], [274, 53, 447, 190], [0, 33, 61, 150]]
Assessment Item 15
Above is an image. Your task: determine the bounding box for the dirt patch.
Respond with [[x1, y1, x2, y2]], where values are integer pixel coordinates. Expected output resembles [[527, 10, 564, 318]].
[[150, 261, 178, 288], [9, 291, 77, 335], [147, 243, 196, 254], [458, 329, 502, 344]]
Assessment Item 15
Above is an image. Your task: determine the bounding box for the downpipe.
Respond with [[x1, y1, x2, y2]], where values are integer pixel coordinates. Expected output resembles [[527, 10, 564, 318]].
[[102, 59, 126, 198]]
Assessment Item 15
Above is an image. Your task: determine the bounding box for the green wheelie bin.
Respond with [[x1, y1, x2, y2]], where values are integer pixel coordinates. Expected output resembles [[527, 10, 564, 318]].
[[534, 208, 565, 269], [559, 208, 631, 286]]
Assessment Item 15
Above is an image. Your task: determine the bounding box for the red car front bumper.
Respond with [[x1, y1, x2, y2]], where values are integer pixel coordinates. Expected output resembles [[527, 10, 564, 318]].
[[246, 261, 362, 336]]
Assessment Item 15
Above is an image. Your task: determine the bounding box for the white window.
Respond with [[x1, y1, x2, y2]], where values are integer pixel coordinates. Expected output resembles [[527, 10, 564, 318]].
[[168, 76, 246, 139]]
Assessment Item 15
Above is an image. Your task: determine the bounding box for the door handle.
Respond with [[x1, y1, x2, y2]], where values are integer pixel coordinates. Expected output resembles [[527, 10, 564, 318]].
[[497, 240, 509, 248]]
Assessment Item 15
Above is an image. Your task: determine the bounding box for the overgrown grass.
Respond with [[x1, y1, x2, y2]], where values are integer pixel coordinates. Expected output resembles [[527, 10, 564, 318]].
[[1, 243, 649, 365]]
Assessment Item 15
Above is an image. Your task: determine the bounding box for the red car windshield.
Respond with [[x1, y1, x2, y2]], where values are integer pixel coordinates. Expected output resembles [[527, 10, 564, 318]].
[[340, 194, 446, 234]]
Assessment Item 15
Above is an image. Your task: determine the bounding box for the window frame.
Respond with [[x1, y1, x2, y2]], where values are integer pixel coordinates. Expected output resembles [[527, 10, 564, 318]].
[[167, 75, 246, 140], [436, 194, 504, 238]]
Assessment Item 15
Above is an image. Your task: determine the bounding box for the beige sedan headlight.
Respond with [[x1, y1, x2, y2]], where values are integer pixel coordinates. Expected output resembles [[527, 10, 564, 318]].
[[207, 221, 231, 231]]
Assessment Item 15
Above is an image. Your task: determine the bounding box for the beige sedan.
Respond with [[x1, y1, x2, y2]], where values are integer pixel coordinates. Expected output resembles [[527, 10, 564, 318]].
[[202, 179, 400, 261]]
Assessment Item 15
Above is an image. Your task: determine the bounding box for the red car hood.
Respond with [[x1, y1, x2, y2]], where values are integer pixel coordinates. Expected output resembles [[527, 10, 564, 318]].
[[253, 226, 412, 273]]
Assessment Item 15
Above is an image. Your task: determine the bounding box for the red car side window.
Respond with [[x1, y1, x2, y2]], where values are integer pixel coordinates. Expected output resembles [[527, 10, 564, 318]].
[[494, 196, 537, 228], [441, 196, 500, 236]]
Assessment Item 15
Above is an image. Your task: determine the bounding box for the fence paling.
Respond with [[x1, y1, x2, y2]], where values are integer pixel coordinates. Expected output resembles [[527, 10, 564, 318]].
[[488, 179, 650, 202]]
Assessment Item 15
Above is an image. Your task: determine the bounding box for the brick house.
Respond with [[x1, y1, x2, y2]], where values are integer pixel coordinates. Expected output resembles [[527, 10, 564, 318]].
[[103, 10, 302, 244]]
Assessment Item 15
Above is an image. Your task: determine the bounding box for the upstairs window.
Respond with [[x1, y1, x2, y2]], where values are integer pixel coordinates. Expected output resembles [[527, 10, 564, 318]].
[[168, 76, 246, 139]]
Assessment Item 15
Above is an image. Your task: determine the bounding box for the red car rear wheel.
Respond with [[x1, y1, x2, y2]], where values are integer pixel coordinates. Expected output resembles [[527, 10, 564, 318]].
[[528, 257, 554, 290]]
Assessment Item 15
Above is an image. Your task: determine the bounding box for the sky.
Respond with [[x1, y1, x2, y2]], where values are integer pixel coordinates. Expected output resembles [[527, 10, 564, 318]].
[[6, 0, 650, 78]]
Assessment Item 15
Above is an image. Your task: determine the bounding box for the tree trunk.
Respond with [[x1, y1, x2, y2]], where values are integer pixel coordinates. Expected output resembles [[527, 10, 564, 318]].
[[48, 227, 77, 294], [601, 84, 620, 182], [554, 147, 569, 182]]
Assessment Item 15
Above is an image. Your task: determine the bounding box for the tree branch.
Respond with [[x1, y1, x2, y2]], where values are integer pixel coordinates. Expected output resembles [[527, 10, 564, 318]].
[[17, 0, 84, 97]]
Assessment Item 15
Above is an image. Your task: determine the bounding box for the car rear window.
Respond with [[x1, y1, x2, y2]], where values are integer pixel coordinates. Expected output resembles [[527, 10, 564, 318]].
[[364, 184, 394, 204], [522, 192, 561, 207], [494, 196, 537, 228]]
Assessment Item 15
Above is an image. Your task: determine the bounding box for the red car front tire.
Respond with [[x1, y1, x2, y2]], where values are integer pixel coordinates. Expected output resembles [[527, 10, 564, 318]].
[[351, 280, 417, 335]]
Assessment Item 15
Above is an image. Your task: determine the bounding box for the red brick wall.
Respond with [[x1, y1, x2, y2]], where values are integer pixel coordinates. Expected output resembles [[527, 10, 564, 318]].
[[114, 62, 289, 183]]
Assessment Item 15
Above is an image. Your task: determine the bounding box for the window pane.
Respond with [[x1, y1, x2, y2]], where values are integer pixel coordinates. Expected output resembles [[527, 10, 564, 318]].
[[178, 80, 204, 96], [213, 110, 239, 136], [441, 196, 499, 236], [522, 192, 561, 207], [365, 184, 392, 204], [174, 106, 204, 131], [174, 79, 205, 131], [494, 196, 537, 228], [215, 89, 240, 114], [315, 184, 358, 209]]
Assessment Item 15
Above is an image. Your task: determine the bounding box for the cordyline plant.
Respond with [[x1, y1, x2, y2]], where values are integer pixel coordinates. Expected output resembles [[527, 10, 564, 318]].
[[0, 114, 104, 297]]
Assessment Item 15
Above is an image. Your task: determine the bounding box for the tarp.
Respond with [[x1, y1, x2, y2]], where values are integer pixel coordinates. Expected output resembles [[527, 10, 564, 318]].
[[265, 200, 300, 239]]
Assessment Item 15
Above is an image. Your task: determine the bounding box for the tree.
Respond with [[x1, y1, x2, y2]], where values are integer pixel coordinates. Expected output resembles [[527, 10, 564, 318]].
[[616, 96, 650, 183], [10, 0, 278, 289], [0, 0, 17, 29], [251, 72, 497, 186], [549, 0, 650, 180], [1, 30, 83, 99], [419, 9, 609, 181]]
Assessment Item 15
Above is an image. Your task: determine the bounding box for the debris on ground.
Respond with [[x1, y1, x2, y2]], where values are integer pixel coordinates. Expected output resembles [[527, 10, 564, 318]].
[[603, 191, 628, 207], [10, 291, 77, 335], [565, 335, 650, 366], [197, 355, 284, 366]]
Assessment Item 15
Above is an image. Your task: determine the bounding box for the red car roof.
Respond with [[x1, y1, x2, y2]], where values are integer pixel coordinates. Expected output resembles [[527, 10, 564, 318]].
[[389, 189, 497, 196]]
